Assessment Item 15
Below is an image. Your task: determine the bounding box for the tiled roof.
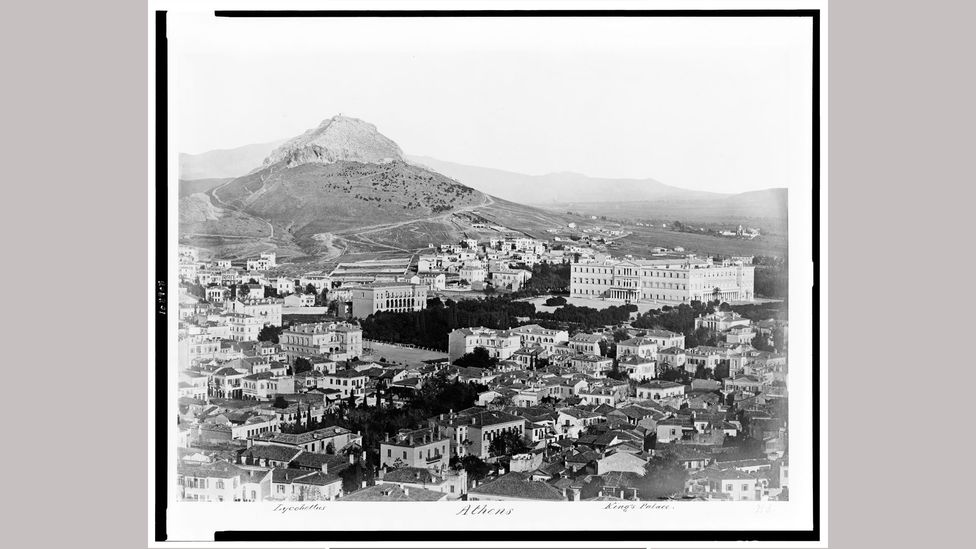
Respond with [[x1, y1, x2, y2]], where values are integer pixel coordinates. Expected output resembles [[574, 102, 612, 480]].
[[657, 347, 686, 355], [292, 470, 342, 486], [338, 484, 446, 501], [271, 467, 315, 484], [619, 337, 658, 347], [241, 445, 302, 463], [290, 451, 351, 472], [639, 381, 684, 390], [468, 472, 566, 501], [641, 329, 682, 338], [177, 460, 246, 479], [266, 426, 353, 446]]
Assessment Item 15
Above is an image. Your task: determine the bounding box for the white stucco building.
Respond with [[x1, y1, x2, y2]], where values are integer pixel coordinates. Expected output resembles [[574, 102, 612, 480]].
[[447, 327, 521, 362], [350, 282, 427, 319], [570, 257, 754, 304]]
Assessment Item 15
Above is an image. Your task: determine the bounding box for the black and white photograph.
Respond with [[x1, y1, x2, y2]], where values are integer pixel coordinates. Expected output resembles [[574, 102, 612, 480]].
[[155, 1, 823, 544]]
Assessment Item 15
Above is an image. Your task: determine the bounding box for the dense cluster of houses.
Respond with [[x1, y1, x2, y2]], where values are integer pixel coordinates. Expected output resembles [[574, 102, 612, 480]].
[[176, 232, 786, 503]]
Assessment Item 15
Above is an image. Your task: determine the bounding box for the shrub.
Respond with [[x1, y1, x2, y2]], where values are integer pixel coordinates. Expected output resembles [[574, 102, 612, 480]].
[[545, 296, 568, 306]]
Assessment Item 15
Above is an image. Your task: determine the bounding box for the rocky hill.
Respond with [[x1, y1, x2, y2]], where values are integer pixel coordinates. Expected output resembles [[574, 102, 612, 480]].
[[179, 115, 574, 260], [262, 115, 404, 168]]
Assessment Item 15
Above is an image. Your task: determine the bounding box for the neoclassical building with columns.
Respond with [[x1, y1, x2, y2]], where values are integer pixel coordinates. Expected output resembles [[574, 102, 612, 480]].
[[570, 256, 755, 304]]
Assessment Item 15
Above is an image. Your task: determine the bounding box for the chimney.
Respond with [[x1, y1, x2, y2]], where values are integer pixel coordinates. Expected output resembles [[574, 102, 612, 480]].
[[320, 463, 328, 474], [403, 487, 409, 497], [349, 452, 355, 464], [569, 486, 581, 502], [361, 480, 367, 489]]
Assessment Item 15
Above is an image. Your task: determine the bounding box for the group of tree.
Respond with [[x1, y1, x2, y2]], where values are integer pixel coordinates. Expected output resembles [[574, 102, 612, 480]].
[[450, 454, 491, 483], [360, 296, 536, 351], [544, 295, 568, 306], [453, 347, 499, 369], [276, 400, 333, 439], [518, 262, 571, 295], [257, 324, 285, 344], [751, 256, 788, 299], [658, 367, 693, 384], [292, 357, 313, 375], [635, 451, 692, 498], [488, 430, 530, 457], [310, 372, 488, 472], [534, 303, 637, 331]]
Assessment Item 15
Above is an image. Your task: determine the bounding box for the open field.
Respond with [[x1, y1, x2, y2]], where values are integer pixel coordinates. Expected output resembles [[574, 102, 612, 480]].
[[540, 191, 788, 229], [610, 224, 788, 259], [363, 341, 448, 364]]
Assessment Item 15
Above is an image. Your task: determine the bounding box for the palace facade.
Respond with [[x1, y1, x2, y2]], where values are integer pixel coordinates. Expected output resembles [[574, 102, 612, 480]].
[[570, 257, 755, 304]]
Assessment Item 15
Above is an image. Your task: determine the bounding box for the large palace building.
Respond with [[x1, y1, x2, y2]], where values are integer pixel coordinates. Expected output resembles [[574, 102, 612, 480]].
[[569, 256, 755, 304]]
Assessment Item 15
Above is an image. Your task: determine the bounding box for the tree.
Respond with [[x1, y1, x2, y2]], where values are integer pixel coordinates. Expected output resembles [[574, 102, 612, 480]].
[[258, 325, 282, 344], [488, 430, 530, 457], [632, 450, 689, 499], [712, 287, 722, 302], [483, 284, 496, 295], [545, 295, 568, 306], [451, 455, 490, 483], [751, 335, 775, 352], [185, 282, 206, 299], [612, 328, 631, 342], [325, 441, 335, 455], [272, 395, 290, 409], [658, 367, 692, 384], [772, 327, 787, 352], [453, 347, 498, 369], [606, 361, 629, 381], [294, 357, 313, 375], [693, 365, 713, 380], [305, 283, 317, 295]]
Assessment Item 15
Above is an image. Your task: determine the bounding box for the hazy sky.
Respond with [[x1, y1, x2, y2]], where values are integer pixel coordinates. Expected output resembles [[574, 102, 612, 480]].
[[171, 14, 813, 193]]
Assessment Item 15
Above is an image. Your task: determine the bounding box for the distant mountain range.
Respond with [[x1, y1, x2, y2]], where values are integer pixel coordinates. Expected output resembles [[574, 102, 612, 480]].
[[407, 155, 723, 204], [181, 139, 786, 217], [406, 156, 786, 222], [179, 140, 285, 180]]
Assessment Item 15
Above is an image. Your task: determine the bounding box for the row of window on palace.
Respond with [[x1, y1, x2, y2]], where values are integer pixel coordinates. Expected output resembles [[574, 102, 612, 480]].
[[575, 268, 741, 279]]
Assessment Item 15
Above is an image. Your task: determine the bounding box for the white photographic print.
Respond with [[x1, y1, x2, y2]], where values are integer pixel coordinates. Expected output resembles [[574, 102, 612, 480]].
[[152, 1, 825, 545]]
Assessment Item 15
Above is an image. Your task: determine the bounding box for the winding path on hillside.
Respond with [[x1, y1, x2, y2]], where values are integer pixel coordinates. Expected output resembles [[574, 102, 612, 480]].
[[203, 166, 500, 263], [210, 166, 276, 239], [334, 192, 495, 237]]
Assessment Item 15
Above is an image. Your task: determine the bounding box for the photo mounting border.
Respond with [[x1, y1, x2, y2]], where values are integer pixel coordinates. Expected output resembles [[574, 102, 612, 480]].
[[153, 7, 822, 544]]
